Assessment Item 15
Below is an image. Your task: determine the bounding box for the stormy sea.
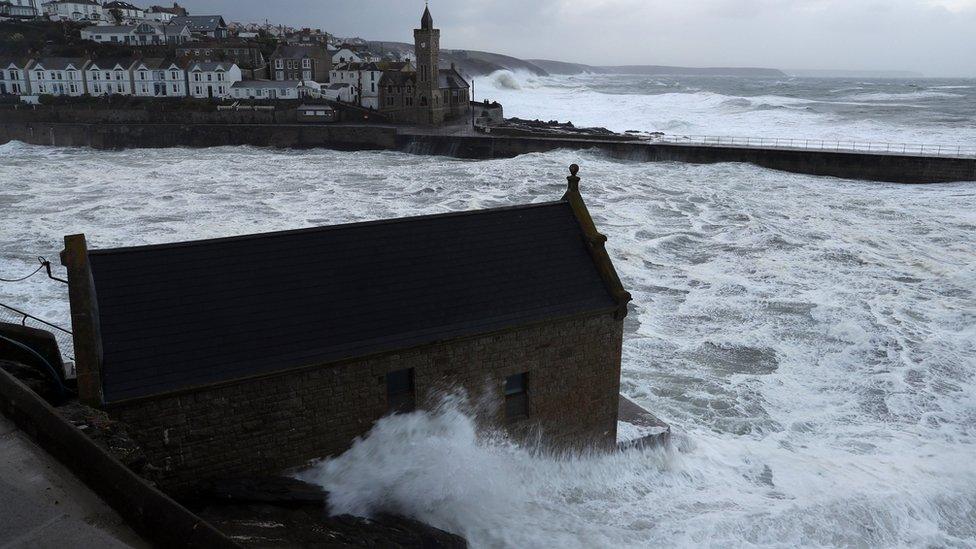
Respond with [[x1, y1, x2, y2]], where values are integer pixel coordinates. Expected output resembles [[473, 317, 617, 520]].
[[1, 74, 975, 548]]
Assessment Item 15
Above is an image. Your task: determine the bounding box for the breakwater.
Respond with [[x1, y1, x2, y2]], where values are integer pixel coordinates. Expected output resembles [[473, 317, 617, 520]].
[[1, 121, 973, 184]]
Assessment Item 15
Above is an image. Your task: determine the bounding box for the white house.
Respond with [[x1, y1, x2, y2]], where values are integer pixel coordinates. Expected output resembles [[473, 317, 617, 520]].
[[101, 0, 143, 22], [320, 82, 354, 103], [331, 47, 366, 65], [169, 15, 228, 39], [28, 58, 90, 96], [358, 62, 382, 109], [328, 62, 386, 109], [0, 58, 33, 95], [85, 58, 137, 96], [186, 61, 241, 99], [41, 0, 102, 21], [81, 22, 191, 45], [0, 0, 40, 18], [229, 79, 320, 101], [131, 58, 186, 97]]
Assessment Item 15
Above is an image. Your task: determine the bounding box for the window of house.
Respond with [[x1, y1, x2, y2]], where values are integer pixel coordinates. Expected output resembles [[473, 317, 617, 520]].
[[386, 368, 415, 413], [207, 74, 212, 81], [275, 59, 283, 69], [302, 58, 310, 68], [171, 84, 178, 93], [505, 373, 529, 420], [115, 71, 123, 81], [193, 73, 200, 82]]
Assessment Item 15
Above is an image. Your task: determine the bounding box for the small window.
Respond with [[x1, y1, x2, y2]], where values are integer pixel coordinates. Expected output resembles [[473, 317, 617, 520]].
[[505, 373, 529, 421], [386, 368, 415, 414]]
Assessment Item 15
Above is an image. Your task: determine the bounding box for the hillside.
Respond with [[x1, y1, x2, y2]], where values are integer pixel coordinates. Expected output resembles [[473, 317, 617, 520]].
[[529, 59, 787, 78], [366, 41, 549, 76]]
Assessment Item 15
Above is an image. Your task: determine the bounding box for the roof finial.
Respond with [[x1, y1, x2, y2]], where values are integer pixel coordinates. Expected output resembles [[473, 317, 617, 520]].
[[567, 164, 581, 195]]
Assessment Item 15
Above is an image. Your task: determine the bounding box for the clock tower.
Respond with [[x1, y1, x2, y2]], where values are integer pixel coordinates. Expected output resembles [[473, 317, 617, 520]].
[[414, 4, 441, 124]]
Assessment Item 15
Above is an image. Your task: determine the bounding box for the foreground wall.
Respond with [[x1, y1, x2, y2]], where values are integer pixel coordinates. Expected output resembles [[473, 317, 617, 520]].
[[108, 314, 623, 496]]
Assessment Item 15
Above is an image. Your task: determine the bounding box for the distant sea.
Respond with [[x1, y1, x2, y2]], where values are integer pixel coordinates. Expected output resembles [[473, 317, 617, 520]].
[[477, 71, 976, 147], [1, 73, 974, 548]]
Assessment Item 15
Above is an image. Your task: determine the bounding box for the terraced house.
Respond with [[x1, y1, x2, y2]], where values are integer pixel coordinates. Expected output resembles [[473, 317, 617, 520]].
[[86, 58, 137, 96], [0, 58, 32, 95], [270, 44, 330, 82], [131, 58, 186, 97], [186, 61, 240, 99], [28, 57, 89, 96]]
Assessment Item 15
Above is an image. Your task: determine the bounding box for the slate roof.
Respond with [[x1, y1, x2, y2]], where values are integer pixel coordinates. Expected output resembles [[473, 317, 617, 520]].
[[87, 57, 137, 70], [169, 15, 225, 32], [103, 1, 141, 10], [31, 57, 89, 71], [82, 189, 627, 403], [186, 61, 235, 72], [133, 57, 178, 70], [438, 68, 469, 90], [271, 44, 328, 60]]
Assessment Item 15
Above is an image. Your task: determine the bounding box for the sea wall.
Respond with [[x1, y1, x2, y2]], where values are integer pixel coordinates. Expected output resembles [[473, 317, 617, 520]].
[[402, 134, 976, 184], [1, 120, 973, 183], [0, 121, 397, 150]]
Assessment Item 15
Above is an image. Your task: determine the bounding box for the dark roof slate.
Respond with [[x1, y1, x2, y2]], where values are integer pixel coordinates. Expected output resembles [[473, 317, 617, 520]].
[[86, 199, 621, 402]]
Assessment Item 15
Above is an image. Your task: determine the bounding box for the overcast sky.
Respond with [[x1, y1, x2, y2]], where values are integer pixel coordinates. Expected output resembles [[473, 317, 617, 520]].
[[176, 0, 976, 76]]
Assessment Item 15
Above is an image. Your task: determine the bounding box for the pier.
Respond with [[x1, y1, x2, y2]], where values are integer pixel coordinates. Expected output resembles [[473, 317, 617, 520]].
[[1, 120, 973, 184]]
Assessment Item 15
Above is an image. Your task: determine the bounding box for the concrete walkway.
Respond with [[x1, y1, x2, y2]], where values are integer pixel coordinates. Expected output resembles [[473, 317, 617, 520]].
[[0, 414, 146, 549]]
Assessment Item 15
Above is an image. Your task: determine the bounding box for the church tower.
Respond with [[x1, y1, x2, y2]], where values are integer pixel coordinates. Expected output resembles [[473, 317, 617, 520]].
[[414, 4, 441, 124]]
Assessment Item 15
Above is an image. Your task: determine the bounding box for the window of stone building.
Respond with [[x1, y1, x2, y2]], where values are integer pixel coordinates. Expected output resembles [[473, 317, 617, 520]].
[[505, 373, 529, 421], [386, 368, 415, 414]]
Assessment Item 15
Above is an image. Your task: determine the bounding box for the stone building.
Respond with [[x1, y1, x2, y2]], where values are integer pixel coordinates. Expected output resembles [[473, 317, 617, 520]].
[[62, 166, 631, 495], [377, 6, 470, 125], [269, 44, 330, 83]]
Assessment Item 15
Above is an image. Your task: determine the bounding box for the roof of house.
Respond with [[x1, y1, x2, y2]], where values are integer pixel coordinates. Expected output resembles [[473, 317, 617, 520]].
[[438, 68, 469, 90], [169, 15, 225, 32], [87, 57, 137, 70], [31, 57, 89, 70], [80, 170, 629, 402], [103, 1, 141, 10], [44, 0, 100, 5], [132, 57, 179, 70], [0, 57, 32, 68], [326, 82, 352, 90], [271, 44, 328, 60], [379, 70, 416, 86], [186, 61, 236, 71]]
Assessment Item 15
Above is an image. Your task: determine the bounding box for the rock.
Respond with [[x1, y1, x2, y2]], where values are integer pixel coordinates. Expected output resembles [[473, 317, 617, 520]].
[[193, 477, 468, 548]]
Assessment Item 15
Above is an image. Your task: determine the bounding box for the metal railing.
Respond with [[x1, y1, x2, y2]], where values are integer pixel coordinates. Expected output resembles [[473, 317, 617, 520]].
[[648, 134, 976, 159], [0, 302, 74, 362]]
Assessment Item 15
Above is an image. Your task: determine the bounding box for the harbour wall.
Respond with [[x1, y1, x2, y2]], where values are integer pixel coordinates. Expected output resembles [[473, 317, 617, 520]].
[[1, 121, 973, 184]]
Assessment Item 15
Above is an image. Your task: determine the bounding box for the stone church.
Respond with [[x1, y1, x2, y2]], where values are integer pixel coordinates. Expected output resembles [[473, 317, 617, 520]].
[[378, 6, 470, 125]]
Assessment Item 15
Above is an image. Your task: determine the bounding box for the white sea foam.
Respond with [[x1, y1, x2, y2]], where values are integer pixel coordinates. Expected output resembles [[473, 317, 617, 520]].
[[474, 72, 976, 145], [3, 143, 973, 547]]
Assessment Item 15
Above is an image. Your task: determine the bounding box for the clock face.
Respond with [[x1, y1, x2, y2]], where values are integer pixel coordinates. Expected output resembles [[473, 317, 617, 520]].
[[421, 42, 427, 48]]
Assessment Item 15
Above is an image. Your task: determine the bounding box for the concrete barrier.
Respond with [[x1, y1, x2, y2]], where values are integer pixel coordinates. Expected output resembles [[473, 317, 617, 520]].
[[0, 368, 240, 549]]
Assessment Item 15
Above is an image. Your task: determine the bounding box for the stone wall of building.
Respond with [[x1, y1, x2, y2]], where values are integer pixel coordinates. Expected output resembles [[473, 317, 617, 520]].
[[108, 313, 623, 496]]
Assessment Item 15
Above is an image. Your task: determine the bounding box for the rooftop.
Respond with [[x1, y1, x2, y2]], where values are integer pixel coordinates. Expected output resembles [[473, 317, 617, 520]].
[[81, 171, 628, 402]]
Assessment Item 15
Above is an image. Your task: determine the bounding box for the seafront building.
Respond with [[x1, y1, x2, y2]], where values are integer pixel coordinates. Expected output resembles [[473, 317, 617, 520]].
[[0, 0, 39, 19], [0, 58, 33, 95], [131, 57, 186, 97], [28, 57, 89, 96], [60, 166, 631, 494], [85, 57, 137, 96], [3, 3, 472, 125]]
